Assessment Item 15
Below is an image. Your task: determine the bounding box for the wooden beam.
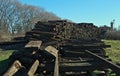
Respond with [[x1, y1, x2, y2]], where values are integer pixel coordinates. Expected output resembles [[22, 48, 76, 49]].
[[60, 45, 111, 49], [85, 50, 120, 75], [61, 50, 105, 58], [54, 54, 59, 76], [27, 31, 56, 35], [25, 40, 42, 49], [45, 46, 58, 57], [27, 60, 39, 76], [3, 60, 22, 76], [60, 63, 107, 72], [45, 46, 59, 76]]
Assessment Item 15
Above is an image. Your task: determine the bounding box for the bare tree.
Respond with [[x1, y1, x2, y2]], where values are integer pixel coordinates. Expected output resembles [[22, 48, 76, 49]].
[[0, 0, 60, 41]]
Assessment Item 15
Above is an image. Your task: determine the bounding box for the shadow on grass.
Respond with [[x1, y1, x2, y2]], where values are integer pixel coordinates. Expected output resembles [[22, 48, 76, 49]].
[[0, 43, 26, 51], [0, 59, 11, 75]]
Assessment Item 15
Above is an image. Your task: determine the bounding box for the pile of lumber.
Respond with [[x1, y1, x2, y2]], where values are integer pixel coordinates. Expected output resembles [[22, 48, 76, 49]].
[[3, 39, 115, 76], [4, 41, 58, 76], [25, 20, 99, 42]]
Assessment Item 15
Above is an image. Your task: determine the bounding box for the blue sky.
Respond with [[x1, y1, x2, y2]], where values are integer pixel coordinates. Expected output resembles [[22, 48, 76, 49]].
[[19, 0, 120, 28]]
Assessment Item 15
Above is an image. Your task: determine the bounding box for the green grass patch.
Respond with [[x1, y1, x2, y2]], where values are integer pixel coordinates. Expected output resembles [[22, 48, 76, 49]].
[[0, 50, 14, 61], [0, 50, 14, 75], [103, 40, 120, 63]]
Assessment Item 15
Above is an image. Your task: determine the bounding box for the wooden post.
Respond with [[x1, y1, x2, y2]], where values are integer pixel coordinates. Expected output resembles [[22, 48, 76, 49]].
[[3, 60, 22, 76], [54, 54, 59, 76], [45, 46, 59, 76], [27, 60, 39, 76]]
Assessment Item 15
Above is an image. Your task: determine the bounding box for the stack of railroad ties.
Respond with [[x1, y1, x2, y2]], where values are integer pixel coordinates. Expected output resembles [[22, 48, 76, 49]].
[[3, 20, 120, 76], [25, 20, 99, 42]]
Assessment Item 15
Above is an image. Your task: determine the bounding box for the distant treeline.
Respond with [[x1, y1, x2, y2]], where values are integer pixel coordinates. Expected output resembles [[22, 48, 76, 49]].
[[0, 0, 60, 40]]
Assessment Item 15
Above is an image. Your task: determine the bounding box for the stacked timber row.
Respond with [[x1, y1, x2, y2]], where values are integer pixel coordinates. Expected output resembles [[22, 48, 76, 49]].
[[73, 23, 99, 39], [3, 40, 120, 76], [25, 20, 99, 42]]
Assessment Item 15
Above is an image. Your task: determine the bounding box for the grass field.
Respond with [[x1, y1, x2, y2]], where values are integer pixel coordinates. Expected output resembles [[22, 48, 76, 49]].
[[103, 40, 120, 63]]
